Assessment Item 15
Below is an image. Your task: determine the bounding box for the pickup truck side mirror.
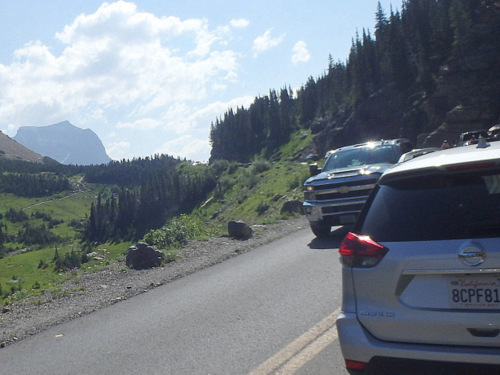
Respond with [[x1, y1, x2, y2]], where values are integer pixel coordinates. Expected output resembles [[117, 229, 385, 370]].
[[309, 163, 321, 176]]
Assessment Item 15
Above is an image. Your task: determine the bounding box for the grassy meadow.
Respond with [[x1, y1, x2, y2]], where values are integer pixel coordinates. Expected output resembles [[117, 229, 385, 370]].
[[0, 129, 316, 305], [0, 181, 130, 304]]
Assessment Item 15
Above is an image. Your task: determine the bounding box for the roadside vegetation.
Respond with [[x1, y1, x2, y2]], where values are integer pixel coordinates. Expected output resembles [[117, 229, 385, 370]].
[[0, 129, 313, 306]]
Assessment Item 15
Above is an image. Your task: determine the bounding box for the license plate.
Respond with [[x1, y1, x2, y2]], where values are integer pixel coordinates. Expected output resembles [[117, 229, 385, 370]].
[[449, 277, 500, 308], [339, 214, 356, 224]]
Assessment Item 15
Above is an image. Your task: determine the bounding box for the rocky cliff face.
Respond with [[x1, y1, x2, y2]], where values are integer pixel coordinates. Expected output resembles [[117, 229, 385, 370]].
[[311, 2, 500, 155], [14, 121, 112, 165], [420, 6, 500, 147]]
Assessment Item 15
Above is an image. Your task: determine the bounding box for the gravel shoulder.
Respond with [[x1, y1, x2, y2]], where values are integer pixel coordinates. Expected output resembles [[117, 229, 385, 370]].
[[0, 216, 309, 348]]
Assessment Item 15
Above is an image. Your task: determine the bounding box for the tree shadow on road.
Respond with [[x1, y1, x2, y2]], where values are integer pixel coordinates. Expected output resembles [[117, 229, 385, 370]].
[[307, 226, 349, 250]]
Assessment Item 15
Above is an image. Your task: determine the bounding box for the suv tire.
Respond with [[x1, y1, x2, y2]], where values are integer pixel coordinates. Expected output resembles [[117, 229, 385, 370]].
[[310, 223, 331, 237]]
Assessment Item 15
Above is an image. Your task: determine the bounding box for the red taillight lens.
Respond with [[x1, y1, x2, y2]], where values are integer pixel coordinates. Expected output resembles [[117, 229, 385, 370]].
[[344, 359, 367, 371], [339, 232, 388, 268]]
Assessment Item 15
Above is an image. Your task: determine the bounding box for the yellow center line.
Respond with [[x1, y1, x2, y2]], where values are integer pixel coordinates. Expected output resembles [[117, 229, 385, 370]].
[[248, 307, 341, 375]]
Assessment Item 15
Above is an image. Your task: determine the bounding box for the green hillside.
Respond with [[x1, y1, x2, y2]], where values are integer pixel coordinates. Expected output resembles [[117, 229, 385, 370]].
[[0, 177, 125, 303], [193, 129, 313, 227], [0, 129, 314, 305]]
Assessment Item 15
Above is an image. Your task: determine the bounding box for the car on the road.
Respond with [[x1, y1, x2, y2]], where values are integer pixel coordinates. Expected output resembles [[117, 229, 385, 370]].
[[303, 139, 413, 237], [457, 129, 489, 146], [488, 124, 500, 142], [336, 140, 500, 374]]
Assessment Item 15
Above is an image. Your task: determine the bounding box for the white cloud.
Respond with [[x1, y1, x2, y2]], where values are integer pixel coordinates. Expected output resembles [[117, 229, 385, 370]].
[[0, 1, 241, 138], [117, 118, 162, 130], [230, 18, 250, 28], [155, 135, 210, 162], [291, 41, 311, 64], [107, 140, 131, 160], [252, 29, 285, 57], [162, 95, 254, 132]]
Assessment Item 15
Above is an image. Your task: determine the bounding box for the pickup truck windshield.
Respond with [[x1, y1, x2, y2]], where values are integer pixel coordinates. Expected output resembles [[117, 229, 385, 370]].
[[323, 145, 396, 171]]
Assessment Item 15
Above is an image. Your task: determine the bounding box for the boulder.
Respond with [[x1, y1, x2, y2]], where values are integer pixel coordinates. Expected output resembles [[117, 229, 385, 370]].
[[281, 200, 304, 215], [227, 220, 253, 239], [126, 242, 165, 270]]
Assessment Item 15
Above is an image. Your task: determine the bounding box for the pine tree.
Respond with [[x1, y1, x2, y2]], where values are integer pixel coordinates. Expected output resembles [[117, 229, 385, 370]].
[[299, 77, 318, 124], [375, 2, 389, 44]]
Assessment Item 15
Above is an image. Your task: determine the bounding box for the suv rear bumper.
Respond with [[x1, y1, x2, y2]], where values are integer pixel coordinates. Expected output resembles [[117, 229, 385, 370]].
[[336, 311, 500, 367]]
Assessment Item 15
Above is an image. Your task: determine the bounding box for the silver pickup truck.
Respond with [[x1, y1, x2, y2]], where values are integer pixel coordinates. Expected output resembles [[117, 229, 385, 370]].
[[303, 139, 413, 237]]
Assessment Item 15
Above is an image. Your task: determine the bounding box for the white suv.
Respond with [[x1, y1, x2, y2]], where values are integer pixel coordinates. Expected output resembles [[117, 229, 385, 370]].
[[336, 140, 500, 375]]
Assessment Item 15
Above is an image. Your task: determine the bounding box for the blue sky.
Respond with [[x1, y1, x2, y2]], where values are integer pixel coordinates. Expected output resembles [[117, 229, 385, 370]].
[[0, 0, 399, 162]]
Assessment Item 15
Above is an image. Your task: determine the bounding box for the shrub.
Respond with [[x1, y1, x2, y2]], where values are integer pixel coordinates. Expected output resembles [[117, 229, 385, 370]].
[[241, 168, 259, 189], [256, 202, 270, 215], [143, 214, 214, 250], [210, 160, 229, 176], [214, 176, 234, 200], [17, 223, 62, 245], [53, 249, 82, 272], [252, 159, 271, 174], [164, 251, 179, 263], [5, 208, 28, 223]]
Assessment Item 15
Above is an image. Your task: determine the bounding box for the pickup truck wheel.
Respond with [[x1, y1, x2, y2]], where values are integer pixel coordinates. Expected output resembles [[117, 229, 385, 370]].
[[310, 223, 331, 237]]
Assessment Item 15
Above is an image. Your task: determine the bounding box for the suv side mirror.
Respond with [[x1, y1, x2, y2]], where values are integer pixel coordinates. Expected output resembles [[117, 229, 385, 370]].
[[309, 163, 321, 176]]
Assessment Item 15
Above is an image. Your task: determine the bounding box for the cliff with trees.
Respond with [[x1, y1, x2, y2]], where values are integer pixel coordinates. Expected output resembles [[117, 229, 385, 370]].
[[209, 0, 500, 162]]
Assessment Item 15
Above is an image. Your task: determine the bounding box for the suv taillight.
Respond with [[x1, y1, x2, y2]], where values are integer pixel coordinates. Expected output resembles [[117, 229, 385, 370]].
[[339, 232, 388, 268]]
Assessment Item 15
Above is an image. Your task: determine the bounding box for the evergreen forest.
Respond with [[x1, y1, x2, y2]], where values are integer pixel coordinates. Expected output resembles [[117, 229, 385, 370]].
[[0, 154, 217, 261], [209, 0, 494, 162]]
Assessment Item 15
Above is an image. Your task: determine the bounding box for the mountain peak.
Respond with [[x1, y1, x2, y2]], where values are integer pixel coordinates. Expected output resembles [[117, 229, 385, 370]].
[[53, 120, 75, 128], [14, 122, 112, 165]]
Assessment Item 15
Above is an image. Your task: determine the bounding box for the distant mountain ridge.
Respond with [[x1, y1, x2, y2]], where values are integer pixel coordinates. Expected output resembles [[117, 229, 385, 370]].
[[14, 121, 112, 165]]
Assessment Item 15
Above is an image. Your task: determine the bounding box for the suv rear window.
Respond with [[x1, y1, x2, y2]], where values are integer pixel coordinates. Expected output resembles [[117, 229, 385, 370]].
[[357, 169, 500, 242]]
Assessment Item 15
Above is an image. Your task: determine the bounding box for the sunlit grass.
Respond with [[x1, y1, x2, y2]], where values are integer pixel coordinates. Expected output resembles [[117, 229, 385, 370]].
[[0, 129, 312, 305], [0, 182, 125, 304]]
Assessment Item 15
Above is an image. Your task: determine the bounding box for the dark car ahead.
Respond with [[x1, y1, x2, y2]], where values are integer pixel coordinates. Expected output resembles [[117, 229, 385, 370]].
[[303, 139, 412, 237], [457, 130, 489, 146]]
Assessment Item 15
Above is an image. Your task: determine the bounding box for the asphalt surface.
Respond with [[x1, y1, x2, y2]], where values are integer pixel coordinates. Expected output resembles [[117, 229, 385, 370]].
[[0, 226, 349, 375]]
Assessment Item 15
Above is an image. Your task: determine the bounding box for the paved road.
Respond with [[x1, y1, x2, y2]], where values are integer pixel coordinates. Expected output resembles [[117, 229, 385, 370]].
[[0, 225, 349, 375]]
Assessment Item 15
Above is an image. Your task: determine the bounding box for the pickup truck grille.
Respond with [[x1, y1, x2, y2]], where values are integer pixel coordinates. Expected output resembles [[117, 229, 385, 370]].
[[322, 203, 363, 214], [315, 188, 372, 201], [312, 183, 376, 202], [311, 177, 378, 191]]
